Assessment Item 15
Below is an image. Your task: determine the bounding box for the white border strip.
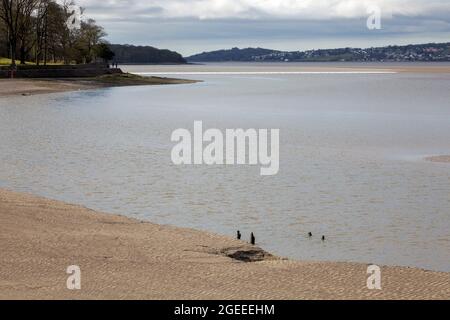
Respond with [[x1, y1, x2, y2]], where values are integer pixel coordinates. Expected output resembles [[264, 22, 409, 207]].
[[133, 71, 397, 75]]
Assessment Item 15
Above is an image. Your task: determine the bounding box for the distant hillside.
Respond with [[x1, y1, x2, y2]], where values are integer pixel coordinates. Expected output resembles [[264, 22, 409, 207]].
[[110, 44, 186, 64], [187, 43, 450, 62], [187, 47, 280, 62]]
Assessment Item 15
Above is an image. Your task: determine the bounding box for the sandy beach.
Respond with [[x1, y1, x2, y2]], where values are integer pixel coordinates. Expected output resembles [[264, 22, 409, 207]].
[[1, 64, 449, 98], [426, 156, 450, 163], [1, 64, 449, 300], [122, 63, 450, 74], [0, 75, 197, 97], [0, 188, 448, 300], [0, 79, 99, 97]]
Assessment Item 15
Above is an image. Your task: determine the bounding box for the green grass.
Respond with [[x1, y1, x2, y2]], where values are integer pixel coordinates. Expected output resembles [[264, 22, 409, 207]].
[[0, 57, 64, 66], [93, 73, 199, 85], [0, 57, 34, 65], [0, 57, 14, 65]]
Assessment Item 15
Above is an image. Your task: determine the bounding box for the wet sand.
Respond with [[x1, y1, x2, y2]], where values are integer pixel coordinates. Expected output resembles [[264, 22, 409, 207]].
[[0, 76, 197, 98], [0, 188, 449, 300], [1, 64, 449, 98], [0, 79, 98, 97], [123, 63, 450, 74], [426, 156, 450, 163]]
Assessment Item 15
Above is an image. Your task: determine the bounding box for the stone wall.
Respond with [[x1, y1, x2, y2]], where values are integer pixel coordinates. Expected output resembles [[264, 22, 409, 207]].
[[0, 64, 122, 78]]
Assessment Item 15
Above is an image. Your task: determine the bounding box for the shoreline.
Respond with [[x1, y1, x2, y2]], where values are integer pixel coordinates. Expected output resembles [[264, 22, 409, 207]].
[[122, 63, 450, 74], [1, 64, 449, 98], [0, 188, 449, 300], [0, 74, 199, 98], [426, 155, 450, 163]]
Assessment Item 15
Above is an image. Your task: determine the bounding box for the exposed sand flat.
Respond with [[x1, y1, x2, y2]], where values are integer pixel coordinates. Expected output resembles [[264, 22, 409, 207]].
[[0, 188, 449, 300], [426, 155, 450, 163], [0, 79, 99, 97], [123, 63, 450, 74], [0, 76, 197, 98], [1, 65, 449, 98], [393, 66, 450, 73]]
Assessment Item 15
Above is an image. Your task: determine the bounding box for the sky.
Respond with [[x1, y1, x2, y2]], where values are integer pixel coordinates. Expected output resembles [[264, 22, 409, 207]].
[[73, 0, 450, 56]]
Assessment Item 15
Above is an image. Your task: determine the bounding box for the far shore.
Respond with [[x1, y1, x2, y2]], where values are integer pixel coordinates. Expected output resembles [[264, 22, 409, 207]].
[[426, 155, 450, 163], [121, 63, 450, 74], [1, 63, 450, 98], [0, 73, 198, 98], [0, 188, 449, 300]]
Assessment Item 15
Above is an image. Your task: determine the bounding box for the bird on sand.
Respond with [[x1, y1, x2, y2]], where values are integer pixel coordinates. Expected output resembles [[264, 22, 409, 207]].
[[250, 233, 256, 245]]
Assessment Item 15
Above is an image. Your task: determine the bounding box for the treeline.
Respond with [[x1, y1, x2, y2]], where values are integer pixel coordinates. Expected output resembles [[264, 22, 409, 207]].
[[187, 47, 278, 62], [0, 0, 114, 66], [109, 44, 186, 64], [187, 43, 450, 62]]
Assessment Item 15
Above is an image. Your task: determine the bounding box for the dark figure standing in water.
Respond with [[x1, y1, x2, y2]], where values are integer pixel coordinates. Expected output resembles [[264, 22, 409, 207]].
[[250, 233, 256, 245], [322, 236, 326, 241], [308, 232, 313, 238], [237, 231, 242, 240]]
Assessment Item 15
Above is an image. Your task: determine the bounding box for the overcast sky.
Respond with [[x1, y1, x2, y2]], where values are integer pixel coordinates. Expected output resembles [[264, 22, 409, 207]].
[[73, 0, 450, 56]]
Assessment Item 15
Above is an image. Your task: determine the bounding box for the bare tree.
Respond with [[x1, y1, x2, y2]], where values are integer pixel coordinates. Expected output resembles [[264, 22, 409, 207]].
[[0, 0, 39, 65], [17, 0, 39, 64], [0, 15, 7, 57], [34, 0, 50, 65], [0, 0, 109, 66]]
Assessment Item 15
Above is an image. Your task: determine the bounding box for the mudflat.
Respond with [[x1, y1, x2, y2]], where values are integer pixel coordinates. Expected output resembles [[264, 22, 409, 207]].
[[0, 75, 197, 97]]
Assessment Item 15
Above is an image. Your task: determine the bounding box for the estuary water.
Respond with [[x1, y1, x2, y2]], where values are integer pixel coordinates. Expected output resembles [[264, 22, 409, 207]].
[[1, 63, 449, 271]]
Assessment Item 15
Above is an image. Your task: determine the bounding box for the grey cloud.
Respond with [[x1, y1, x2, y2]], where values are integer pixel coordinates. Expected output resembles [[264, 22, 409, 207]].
[[73, 0, 450, 55]]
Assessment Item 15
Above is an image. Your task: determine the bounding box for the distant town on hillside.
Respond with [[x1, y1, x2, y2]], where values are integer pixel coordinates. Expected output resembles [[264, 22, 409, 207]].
[[187, 43, 450, 62]]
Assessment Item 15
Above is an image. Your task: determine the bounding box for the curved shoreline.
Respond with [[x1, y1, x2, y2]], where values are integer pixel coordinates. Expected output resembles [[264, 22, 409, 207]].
[[0, 74, 199, 98], [0, 188, 448, 300]]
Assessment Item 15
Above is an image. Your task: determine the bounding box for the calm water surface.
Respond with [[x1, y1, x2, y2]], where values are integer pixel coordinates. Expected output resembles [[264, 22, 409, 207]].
[[1, 63, 449, 271]]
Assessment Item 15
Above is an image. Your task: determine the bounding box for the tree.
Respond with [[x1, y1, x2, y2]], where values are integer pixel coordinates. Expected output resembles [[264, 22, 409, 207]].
[[0, 15, 7, 57], [95, 42, 114, 63], [33, 0, 50, 65], [78, 18, 105, 63], [0, 0, 39, 65], [44, 1, 64, 63], [17, 0, 40, 64], [0, 0, 108, 65]]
